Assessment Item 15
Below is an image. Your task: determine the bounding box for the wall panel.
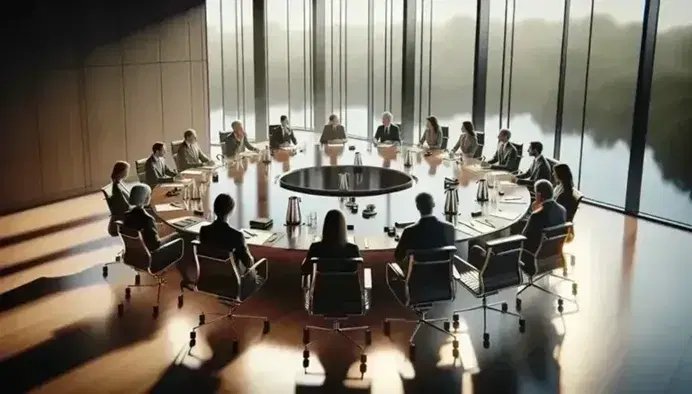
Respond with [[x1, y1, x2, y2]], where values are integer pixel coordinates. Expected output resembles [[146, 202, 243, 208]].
[[162, 62, 193, 152], [122, 26, 161, 64], [191, 61, 209, 145], [161, 14, 191, 62], [124, 64, 164, 164]]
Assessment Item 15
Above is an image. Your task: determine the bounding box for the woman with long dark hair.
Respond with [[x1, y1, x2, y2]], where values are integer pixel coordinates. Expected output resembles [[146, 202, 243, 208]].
[[419, 116, 442, 149], [450, 120, 479, 160], [553, 163, 579, 222], [108, 161, 131, 235], [301, 209, 361, 275]]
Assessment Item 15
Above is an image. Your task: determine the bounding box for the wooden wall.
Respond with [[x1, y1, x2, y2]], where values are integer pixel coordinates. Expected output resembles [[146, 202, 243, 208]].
[[0, 5, 209, 214]]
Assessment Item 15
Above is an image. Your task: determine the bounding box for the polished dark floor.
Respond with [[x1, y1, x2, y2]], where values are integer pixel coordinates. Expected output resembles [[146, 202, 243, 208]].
[[1, 192, 691, 394]]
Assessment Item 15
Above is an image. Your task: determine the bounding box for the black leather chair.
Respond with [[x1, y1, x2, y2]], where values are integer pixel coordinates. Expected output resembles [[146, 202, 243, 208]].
[[135, 158, 147, 183], [440, 126, 449, 150], [170, 140, 184, 172], [268, 124, 281, 141], [115, 221, 184, 317], [565, 190, 583, 245], [100, 188, 124, 276], [384, 246, 458, 359], [546, 157, 559, 173], [453, 235, 527, 349], [183, 240, 270, 351], [474, 131, 485, 159], [516, 222, 577, 314], [509, 142, 523, 173], [302, 257, 371, 374], [219, 131, 232, 156]]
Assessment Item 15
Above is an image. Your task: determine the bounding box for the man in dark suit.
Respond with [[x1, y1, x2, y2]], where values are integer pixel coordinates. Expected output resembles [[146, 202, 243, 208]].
[[177, 129, 214, 170], [373, 112, 402, 145], [522, 180, 567, 257], [269, 115, 298, 149], [513, 141, 551, 188], [122, 184, 178, 251], [145, 142, 177, 187], [484, 128, 519, 171], [394, 193, 456, 276], [198, 193, 256, 276]]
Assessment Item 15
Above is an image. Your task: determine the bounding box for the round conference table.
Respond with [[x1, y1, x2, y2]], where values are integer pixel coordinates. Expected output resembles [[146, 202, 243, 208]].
[[150, 131, 531, 261]]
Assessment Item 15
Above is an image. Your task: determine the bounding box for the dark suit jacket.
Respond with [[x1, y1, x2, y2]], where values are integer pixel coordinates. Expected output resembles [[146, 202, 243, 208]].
[[516, 155, 551, 187], [374, 124, 401, 144], [144, 155, 176, 187], [199, 220, 254, 271], [522, 200, 567, 255], [320, 124, 347, 143], [177, 142, 211, 170], [269, 126, 298, 149], [394, 216, 456, 264], [110, 181, 130, 217], [487, 142, 519, 171], [224, 134, 258, 157], [556, 187, 579, 222], [303, 241, 361, 275], [123, 207, 162, 251]]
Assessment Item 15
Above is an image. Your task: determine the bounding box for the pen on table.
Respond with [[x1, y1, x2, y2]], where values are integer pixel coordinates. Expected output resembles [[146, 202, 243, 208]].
[[243, 229, 257, 237]]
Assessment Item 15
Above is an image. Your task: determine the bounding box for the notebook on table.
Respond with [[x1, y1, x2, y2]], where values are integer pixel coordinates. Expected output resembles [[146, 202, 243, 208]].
[[169, 216, 210, 234]]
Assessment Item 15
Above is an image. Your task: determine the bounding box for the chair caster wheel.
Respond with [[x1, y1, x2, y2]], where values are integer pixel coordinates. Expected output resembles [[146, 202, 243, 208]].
[[359, 362, 367, 374], [189, 339, 196, 348], [452, 314, 460, 330], [501, 302, 508, 313], [303, 349, 310, 359], [408, 344, 416, 360], [303, 328, 310, 344], [360, 354, 367, 363], [177, 295, 184, 308], [199, 313, 205, 325], [483, 332, 490, 341], [452, 348, 459, 359], [452, 340, 459, 349], [558, 305, 564, 313], [125, 287, 131, 299], [557, 299, 564, 313], [365, 329, 372, 345], [190, 331, 196, 340], [572, 283, 578, 295], [383, 320, 391, 337], [102, 266, 108, 277], [117, 303, 124, 316], [483, 339, 490, 349], [232, 340, 239, 354], [515, 298, 522, 312], [558, 298, 564, 306], [115, 254, 121, 262], [153, 305, 159, 318], [263, 320, 270, 334], [443, 321, 450, 332], [302, 358, 310, 369], [519, 319, 526, 333], [135, 274, 141, 286]]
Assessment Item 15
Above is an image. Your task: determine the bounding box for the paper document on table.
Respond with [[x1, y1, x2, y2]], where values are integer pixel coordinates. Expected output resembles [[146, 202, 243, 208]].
[[154, 203, 184, 212], [158, 183, 185, 189], [499, 180, 517, 187], [407, 146, 424, 153], [465, 164, 485, 172], [313, 235, 355, 244], [239, 151, 258, 158], [186, 220, 212, 234], [242, 229, 275, 246], [169, 215, 204, 227], [457, 221, 483, 235], [489, 210, 521, 220], [180, 169, 204, 176], [470, 220, 496, 233]]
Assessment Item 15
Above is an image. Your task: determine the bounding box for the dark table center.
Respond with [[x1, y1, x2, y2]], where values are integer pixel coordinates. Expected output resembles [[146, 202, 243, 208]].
[[278, 165, 415, 197]]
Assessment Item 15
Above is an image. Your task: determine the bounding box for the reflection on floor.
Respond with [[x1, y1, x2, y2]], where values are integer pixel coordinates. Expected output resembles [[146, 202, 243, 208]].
[[0, 193, 691, 394]]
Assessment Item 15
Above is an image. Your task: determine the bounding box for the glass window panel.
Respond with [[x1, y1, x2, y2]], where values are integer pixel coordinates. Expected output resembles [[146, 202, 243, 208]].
[[344, 0, 369, 138], [428, 0, 475, 148], [486, 0, 511, 149], [640, 0, 692, 226], [577, 0, 643, 208], [239, 0, 256, 140], [207, 0, 223, 143], [507, 1, 563, 159], [221, 0, 242, 135], [288, 0, 308, 129], [267, 0, 289, 128]]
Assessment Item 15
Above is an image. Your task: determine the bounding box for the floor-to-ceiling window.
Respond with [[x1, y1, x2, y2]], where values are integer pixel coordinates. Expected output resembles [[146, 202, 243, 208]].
[[640, 0, 692, 227]]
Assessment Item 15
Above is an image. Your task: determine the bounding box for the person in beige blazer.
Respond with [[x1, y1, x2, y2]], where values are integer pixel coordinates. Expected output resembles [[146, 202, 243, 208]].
[[177, 129, 214, 171], [319, 114, 347, 144]]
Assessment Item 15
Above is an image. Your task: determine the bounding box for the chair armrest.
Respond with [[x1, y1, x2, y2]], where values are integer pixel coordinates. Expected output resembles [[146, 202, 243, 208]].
[[386, 262, 405, 278], [453, 255, 480, 273], [243, 257, 268, 279], [363, 268, 372, 290], [522, 249, 536, 258], [153, 237, 184, 259]]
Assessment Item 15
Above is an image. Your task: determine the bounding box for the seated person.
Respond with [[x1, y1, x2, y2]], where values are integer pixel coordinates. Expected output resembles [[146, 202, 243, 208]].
[[469, 180, 566, 271], [394, 193, 455, 276], [225, 120, 259, 157], [122, 184, 178, 251], [302, 209, 360, 276], [177, 128, 214, 170], [450, 121, 479, 160], [373, 112, 402, 145], [320, 114, 348, 144], [553, 162, 579, 222], [145, 142, 177, 187], [108, 161, 131, 236], [512, 141, 551, 188], [418, 116, 443, 149], [199, 193, 258, 279], [269, 115, 297, 149], [483, 128, 519, 171]]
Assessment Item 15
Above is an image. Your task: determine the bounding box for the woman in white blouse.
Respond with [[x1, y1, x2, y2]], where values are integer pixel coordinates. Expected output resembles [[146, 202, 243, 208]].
[[450, 121, 479, 161]]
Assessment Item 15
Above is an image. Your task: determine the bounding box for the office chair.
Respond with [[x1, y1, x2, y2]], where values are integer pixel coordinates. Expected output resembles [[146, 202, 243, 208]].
[[302, 257, 371, 374], [384, 246, 458, 359], [115, 221, 184, 317], [474, 131, 485, 159], [135, 158, 147, 183], [509, 142, 523, 173], [170, 139, 184, 171], [183, 240, 270, 351], [546, 157, 559, 173], [516, 222, 577, 314], [219, 131, 232, 156], [440, 126, 449, 150], [453, 235, 527, 349], [100, 188, 124, 276]]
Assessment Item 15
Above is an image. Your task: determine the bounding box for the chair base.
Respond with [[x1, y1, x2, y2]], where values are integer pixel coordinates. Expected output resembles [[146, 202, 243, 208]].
[[453, 297, 525, 349], [301, 320, 370, 375], [102, 250, 125, 278], [516, 272, 578, 314], [384, 310, 457, 360], [188, 303, 270, 350], [118, 272, 172, 319]]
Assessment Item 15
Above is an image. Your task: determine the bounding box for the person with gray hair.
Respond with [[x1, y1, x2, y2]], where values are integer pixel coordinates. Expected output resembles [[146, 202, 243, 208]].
[[373, 111, 401, 145], [177, 128, 214, 170], [122, 184, 179, 251], [225, 120, 259, 157]]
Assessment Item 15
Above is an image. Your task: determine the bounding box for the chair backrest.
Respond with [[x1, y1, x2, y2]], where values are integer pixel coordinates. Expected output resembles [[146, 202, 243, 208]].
[[474, 131, 485, 158], [116, 221, 152, 272], [218, 131, 232, 156], [440, 126, 449, 149], [135, 158, 147, 182], [509, 142, 523, 171], [309, 257, 364, 317], [171, 139, 184, 170], [546, 157, 559, 172], [406, 246, 456, 306], [268, 124, 281, 139], [479, 235, 526, 294], [101, 188, 115, 214], [534, 222, 573, 274], [192, 240, 242, 300]]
